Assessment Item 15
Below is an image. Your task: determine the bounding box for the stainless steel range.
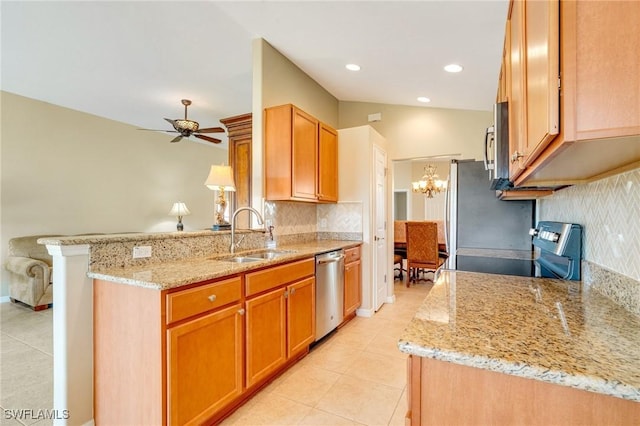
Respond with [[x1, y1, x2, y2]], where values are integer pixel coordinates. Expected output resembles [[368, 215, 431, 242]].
[[447, 221, 583, 280]]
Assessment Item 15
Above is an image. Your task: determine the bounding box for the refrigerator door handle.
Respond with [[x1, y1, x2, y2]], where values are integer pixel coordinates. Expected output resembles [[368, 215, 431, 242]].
[[444, 175, 451, 254], [484, 125, 495, 181]]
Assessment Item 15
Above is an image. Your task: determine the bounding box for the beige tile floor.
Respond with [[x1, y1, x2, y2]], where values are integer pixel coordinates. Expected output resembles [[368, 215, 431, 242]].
[[0, 301, 53, 426], [221, 278, 432, 426], [0, 277, 431, 426]]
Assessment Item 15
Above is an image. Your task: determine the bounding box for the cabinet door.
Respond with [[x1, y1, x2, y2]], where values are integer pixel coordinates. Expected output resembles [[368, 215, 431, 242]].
[[287, 277, 315, 357], [245, 288, 287, 388], [318, 123, 338, 202], [568, 0, 640, 140], [167, 303, 244, 426], [292, 107, 319, 200], [508, 0, 527, 179], [523, 0, 560, 166], [344, 259, 362, 317]]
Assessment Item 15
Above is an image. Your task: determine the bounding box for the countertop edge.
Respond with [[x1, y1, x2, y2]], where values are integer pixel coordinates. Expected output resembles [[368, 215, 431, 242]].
[[398, 341, 640, 402]]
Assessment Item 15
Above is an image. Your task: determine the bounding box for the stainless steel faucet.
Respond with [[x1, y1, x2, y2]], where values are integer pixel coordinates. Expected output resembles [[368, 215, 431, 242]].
[[230, 207, 264, 254]]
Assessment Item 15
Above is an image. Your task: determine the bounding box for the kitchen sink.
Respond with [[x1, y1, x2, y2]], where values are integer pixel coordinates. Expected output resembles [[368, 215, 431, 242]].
[[217, 249, 296, 263], [247, 249, 296, 259], [219, 256, 262, 263]]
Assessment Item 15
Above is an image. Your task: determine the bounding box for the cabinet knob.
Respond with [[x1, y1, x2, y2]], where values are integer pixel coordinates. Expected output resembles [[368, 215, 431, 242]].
[[511, 151, 524, 163], [238, 308, 245, 316], [207, 294, 217, 303], [290, 287, 296, 295]]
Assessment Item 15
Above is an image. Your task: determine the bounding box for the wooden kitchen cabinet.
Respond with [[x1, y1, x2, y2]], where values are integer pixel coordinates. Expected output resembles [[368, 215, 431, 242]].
[[167, 303, 243, 425], [503, 0, 640, 187], [265, 104, 338, 203], [343, 245, 362, 319], [507, 0, 527, 179], [318, 122, 339, 202], [245, 286, 287, 387], [94, 257, 317, 425], [94, 275, 243, 426], [406, 355, 640, 425], [245, 258, 315, 388], [221, 113, 252, 229]]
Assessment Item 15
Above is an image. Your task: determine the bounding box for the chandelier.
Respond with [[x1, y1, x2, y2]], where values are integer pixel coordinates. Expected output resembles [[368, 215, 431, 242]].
[[411, 164, 447, 198]]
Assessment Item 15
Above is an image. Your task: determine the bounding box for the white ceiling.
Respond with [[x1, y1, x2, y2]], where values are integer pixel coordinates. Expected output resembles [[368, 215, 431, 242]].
[[1, 0, 509, 147]]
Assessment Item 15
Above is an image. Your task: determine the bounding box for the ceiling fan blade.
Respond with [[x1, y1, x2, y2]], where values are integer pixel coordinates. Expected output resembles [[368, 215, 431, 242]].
[[196, 126, 225, 134], [170, 136, 183, 143], [164, 118, 177, 125], [194, 134, 221, 144]]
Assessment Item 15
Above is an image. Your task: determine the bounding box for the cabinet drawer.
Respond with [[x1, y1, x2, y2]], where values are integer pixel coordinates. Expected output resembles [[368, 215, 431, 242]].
[[246, 258, 314, 297], [166, 277, 242, 324], [345, 246, 361, 263]]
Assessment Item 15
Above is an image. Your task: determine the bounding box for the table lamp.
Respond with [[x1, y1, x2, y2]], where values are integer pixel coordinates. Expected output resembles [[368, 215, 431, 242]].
[[168, 202, 191, 231], [204, 164, 236, 230]]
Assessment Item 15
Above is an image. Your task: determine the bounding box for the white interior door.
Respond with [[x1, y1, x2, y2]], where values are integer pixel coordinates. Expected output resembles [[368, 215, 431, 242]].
[[374, 146, 387, 311]]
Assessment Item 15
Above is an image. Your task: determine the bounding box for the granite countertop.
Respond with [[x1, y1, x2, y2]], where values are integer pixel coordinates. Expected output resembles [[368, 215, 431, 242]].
[[398, 270, 640, 402], [87, 240, 360, 290]]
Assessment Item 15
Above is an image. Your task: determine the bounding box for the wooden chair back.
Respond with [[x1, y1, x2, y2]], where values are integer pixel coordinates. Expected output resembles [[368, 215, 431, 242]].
[[405, 221, 444, 285], [394, 220, 407, 244]]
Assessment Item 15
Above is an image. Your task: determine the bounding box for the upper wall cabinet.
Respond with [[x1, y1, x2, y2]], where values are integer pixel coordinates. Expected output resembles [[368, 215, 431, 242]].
[[504, 0, 640, 187], [264, 104, 338, 203]]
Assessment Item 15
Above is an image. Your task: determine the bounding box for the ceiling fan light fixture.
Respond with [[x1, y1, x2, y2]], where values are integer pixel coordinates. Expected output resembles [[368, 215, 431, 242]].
[[174, 119, 199, 132]]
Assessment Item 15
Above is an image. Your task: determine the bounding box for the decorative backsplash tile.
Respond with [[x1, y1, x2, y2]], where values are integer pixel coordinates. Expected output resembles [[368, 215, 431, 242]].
[[317, 201, 364, 233], [264, 201, 317, 237], [539, 167, 640, 282]]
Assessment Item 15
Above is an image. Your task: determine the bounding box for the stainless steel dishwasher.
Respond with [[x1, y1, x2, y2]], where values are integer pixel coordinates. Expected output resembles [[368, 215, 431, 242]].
[[315, 249, 345, 341]]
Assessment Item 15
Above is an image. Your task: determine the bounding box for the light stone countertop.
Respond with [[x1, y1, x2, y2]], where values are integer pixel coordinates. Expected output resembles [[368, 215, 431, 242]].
[[398, 270, 640, 402], [87, 240, 360, 290]]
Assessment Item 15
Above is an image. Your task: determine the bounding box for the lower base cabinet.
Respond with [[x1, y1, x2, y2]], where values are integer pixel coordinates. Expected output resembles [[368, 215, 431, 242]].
[[245, 261, 315, 388], [94, 257, 316, 426], [343, 246, 362, 318], [406, 355, 640, 425], [167, 303, 244, 425]]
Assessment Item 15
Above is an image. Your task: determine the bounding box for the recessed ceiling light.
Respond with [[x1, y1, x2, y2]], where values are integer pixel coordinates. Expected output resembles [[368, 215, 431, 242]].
[[417, 97, 431, 103], [444, 64, 463, 73], [345, 64, 361, 71]]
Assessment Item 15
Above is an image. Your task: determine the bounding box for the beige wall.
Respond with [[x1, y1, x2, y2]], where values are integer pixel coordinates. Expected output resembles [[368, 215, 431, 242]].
[[0, 91, 228, 297], [338, 101, 491, 161]]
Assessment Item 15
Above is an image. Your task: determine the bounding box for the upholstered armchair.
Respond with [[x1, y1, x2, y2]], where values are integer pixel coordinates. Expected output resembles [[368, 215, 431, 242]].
[[5, 235, 60, 310]]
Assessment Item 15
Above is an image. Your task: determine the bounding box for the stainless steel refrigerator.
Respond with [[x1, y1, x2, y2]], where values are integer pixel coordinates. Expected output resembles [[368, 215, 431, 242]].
[[445, 160, 535, 258]]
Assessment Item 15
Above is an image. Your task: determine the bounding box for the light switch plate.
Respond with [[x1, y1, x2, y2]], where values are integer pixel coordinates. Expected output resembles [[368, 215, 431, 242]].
[[133, 246, 152, 258]]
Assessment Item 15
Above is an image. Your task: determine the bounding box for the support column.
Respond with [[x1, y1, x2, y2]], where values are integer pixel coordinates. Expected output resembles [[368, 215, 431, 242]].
[[46, 244, 93, 426]]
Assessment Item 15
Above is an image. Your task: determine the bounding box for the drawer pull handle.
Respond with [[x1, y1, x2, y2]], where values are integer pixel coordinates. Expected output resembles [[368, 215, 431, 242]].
[[208, 294, 217, 303], [238, 308, 245, 316]]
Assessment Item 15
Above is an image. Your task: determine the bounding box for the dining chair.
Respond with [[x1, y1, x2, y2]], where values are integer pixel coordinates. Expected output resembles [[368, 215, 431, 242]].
[[405, 221, 445, 286], [393, 221, 407, 280]]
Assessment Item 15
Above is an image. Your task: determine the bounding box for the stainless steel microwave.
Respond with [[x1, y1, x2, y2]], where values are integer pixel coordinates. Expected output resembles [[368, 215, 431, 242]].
[[483, 101, 512, 190]]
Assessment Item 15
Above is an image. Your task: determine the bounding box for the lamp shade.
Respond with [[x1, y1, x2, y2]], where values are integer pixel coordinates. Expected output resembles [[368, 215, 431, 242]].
[[168, 202, 191, 216], [204, 165, 236, 192]]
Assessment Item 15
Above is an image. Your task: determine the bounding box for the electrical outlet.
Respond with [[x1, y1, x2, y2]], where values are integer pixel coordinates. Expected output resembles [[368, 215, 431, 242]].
[[133, 246, 152, 259]]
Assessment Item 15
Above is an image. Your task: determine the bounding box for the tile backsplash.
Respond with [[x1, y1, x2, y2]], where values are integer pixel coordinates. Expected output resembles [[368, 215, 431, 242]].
[[264, 201, 364, 243], [539, 167, 640, 281]]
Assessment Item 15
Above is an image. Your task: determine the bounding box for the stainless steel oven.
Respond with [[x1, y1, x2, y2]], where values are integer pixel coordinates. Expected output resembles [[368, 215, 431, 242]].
[[446, 221, 583, 280]]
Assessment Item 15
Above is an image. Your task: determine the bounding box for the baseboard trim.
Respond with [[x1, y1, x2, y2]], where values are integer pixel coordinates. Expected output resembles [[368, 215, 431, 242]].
[[385, 294, 397, 304], [355, 307, 374, 317], [0, 296, 11, 304]]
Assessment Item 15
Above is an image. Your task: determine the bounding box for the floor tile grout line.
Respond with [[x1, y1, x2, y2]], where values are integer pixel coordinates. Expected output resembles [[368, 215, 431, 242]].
[[0, 332, 53, 358]]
